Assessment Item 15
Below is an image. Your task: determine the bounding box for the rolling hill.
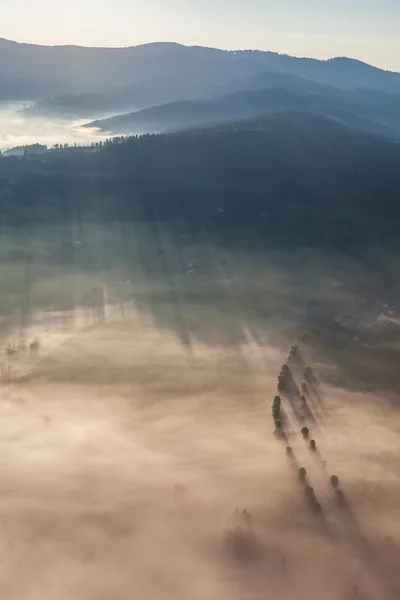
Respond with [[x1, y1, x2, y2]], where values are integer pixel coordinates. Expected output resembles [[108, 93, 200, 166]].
[[85, 85, 400, 140]]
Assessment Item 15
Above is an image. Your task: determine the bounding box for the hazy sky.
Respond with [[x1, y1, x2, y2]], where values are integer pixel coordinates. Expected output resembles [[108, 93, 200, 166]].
[[2, 0, 400, 70]]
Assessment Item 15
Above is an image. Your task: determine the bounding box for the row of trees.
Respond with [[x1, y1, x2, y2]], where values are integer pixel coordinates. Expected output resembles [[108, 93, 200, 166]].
[[51, 136, 129, 150], [274, 341, 347, 515]]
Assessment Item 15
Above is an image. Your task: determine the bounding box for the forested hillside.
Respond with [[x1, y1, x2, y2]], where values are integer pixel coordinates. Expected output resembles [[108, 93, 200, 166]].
[[1, 113, 399, 252]]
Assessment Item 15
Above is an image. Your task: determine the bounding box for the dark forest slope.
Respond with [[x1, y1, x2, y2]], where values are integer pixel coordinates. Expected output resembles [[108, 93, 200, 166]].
[[1, 113, 399, 239]]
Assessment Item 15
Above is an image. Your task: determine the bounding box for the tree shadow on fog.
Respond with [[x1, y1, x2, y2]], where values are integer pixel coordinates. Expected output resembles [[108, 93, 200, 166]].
[[291, 358, 329, 426], [83, 285, 106, 324], [318, 480, 400, 599], [279, 355, 322, 431], [303, 387, 329, 428], [1, 211, 338, 354], [306, 379, 330, 421], [296, 468, 333, 539], [300, 394, 319, 429], [113, 205, 303, 351], [291, 390, 394, 590], [308, 443, 328, 471]]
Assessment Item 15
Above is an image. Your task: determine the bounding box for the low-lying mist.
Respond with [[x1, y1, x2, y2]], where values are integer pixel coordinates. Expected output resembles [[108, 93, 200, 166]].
[[0, 104, 108, 150], [2, 317, 400, 600], [1, 221, 400, 599]]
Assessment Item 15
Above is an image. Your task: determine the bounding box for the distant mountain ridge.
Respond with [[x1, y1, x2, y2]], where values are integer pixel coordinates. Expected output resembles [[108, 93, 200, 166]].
[[2, 38, 400, 104]]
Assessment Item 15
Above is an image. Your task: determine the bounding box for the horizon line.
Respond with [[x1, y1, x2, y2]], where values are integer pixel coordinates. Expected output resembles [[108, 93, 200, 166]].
[[0, 37, 395, 74]]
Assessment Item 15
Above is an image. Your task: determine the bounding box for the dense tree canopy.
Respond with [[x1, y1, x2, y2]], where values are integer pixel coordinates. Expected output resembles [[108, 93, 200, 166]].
[[1, 114, 400, 253]]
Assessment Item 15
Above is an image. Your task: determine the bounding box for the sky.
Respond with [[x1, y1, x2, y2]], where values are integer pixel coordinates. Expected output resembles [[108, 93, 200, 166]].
[[2, 0, 400, 71]]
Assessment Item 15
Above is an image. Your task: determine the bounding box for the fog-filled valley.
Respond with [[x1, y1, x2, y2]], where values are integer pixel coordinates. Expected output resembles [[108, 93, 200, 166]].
[[1, 36, 400, 600], [2, 217, 400, 600], [0, 102, 107, 151]]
